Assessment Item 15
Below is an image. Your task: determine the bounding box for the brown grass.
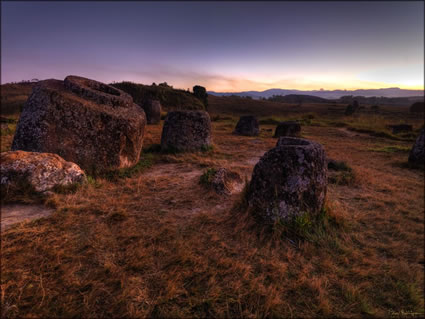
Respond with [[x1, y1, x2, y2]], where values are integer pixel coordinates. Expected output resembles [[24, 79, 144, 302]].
[[1, 101, 424, 318], [0, 83, 34, 115]]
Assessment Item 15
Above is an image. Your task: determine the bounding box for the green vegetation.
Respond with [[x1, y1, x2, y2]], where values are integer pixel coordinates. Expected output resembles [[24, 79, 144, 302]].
[[328, 160, 352, 172], [92, 153, 156, 181], [0, 123, 15, 136], [200, 144, 214, 153], [86, 175, 102, 188], [328, 160, 356, 186], [339, 114, 420, 142], [328, 171, 356, 186], [272, 205, 345, 243], [112, 81, 205, 111], [199, 167, 217, 185]]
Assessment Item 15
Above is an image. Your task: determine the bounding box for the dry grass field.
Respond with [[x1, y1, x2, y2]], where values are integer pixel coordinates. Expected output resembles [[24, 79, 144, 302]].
[[1, 94, 424, 317]]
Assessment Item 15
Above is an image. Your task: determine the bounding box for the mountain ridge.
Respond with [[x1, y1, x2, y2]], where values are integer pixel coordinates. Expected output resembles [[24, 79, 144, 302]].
[[208, 87, 424, 99]]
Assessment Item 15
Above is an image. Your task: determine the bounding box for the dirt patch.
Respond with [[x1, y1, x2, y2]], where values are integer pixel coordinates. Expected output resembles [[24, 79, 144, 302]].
[[1, 204, 55, 230]]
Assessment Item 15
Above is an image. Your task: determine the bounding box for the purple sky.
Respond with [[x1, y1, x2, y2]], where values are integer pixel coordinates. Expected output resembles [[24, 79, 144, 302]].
[[1, 1, 424, 91]]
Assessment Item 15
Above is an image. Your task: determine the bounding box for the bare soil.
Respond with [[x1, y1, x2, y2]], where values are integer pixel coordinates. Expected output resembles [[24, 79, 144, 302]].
[[1, 204, 54, 231]]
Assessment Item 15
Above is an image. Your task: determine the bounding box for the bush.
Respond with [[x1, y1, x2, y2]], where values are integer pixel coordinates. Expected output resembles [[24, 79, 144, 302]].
[[97, 154, 155, 181], [328, 160, 352, 172], [199, 168, 217, 186], [328, 171, 356, 186], [112, 82, 205, 111], [327, 160, 356, 185]]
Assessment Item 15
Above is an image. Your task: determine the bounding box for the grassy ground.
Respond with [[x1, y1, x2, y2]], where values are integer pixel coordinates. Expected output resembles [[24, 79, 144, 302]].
[[1, 103, 424, 317], [0, 83, 34, 115]]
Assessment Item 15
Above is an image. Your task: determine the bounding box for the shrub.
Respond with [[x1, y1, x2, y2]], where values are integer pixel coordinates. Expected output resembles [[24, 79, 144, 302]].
[[199, 168, 217, 186], [328, 160, 352, 172], [112, 82, 205, 111], [98, 153, 155, 181], [328, 171, 356, 186], [200, 144, 214, 153], [327, 160, 356, 185]]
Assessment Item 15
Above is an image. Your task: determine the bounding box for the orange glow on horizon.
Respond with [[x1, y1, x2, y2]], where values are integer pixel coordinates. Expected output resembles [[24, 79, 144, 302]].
[[204, 81, 424, 93]]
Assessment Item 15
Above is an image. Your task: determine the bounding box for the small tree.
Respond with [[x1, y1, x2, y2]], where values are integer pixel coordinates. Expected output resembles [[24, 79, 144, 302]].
[[193, 85, 208, 110]]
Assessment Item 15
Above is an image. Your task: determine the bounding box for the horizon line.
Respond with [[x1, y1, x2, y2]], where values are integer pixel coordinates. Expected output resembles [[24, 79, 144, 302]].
[[2, 78, 424, 93], [208, 87, 425, 93]]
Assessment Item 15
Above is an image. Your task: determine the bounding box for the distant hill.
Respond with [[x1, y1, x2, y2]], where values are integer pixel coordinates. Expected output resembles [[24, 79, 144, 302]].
[[209, 87, 424, 99], [268, 94, 329, 104], [112, 82, 205, 111], [338, 95, 424, 107]]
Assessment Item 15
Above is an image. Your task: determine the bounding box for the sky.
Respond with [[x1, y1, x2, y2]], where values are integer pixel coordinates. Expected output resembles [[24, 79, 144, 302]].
[[1, 1, 424, 92]]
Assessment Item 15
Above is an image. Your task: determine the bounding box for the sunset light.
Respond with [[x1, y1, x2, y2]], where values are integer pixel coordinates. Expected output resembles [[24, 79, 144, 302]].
[[2, 2, 423, 92], [1, 2, 424, 318]]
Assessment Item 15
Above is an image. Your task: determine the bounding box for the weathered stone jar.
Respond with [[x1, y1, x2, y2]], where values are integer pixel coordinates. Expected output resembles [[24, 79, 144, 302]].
[[12, 75, 147, 173], [161, 110, 212, 152], [233, 116, 259, 136], [408, 128, 424, 165], [143, 99, 162, 124], [247, 137, 327, 224], [274, 121, 301, 138], [1, 151, 86, 193]]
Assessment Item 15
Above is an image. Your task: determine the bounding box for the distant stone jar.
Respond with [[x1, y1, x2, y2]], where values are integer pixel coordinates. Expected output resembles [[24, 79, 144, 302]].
[[274, 121, 301, 138], [12, 76, 146, 173], [247, 137, 327, 224], [408, 128, 424, 166], [143, 99, 162, 124], [234, 116, 259, 136], [1, 151, 86, 193], [409, 102, 424, 113], [161, 110, 212, 152]]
